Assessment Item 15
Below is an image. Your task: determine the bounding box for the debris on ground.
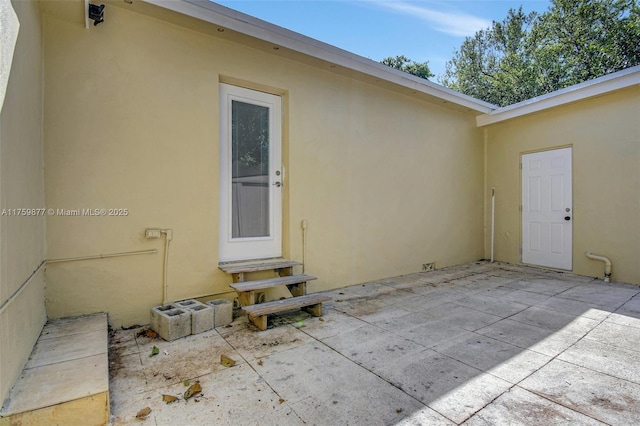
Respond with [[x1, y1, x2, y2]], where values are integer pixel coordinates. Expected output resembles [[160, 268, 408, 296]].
[[122, 324, 142, 330], [278, 398, 285, 404], [162, 394, 179, 404], [163, 349, 169, 355], [136, 407, 151, 419], [136, 329, 158, 339], [184, 382, 202, 400], [220, 354, 236, 367], [319, 317, 325, 322], [257, 360, 263, 366], [149, 346, 159, 357], [183, 380, 190, 386]]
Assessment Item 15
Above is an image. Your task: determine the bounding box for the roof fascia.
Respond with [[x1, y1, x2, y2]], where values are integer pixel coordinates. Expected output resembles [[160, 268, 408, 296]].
[[477, 65, 640, 127], [143, 0, 496, 114]]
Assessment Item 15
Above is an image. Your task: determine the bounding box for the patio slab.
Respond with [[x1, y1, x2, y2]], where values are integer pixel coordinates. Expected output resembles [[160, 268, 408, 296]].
[[108, 261, 640, 425]]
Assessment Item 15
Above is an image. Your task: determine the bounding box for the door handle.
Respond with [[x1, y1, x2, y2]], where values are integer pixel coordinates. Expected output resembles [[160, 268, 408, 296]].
[[273, 182, 282, 188], [564, 216, 571, 221]]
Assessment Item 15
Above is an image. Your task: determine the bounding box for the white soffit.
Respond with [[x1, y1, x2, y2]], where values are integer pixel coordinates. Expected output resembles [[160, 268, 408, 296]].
[[143, 0, 496, 114], [477, 65, 640, 127]]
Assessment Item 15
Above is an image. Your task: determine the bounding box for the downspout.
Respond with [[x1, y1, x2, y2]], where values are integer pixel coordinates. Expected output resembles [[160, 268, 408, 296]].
[[585, 252, 612, 282]]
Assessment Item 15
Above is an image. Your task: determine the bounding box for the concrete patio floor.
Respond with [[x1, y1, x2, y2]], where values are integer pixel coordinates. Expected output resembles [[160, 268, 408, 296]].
[[108, 261, 640, 425]]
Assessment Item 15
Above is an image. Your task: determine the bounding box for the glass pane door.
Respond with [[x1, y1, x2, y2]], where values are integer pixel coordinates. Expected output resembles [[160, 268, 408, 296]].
[[232, 100, 270, 238]]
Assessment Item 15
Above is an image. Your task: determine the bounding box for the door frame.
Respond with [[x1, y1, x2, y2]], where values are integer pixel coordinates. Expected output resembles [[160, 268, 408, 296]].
[[219, 83, 283, 262], [521, 146, 573, 270]]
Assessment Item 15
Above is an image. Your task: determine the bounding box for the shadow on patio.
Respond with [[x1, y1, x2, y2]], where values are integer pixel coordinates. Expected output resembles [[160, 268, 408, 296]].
[[108, 261, 640, 425]]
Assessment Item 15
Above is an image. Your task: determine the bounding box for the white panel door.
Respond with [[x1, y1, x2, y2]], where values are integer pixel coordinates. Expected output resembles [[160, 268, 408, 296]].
[[522, 147, 572, 270], [219, 84, 282, 262]]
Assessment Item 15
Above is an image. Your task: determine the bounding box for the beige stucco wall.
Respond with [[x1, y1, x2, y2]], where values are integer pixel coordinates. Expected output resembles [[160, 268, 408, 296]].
[[484, 86, 640, 284], [0, 0, 46, 406], [42, 3, 484, 327]]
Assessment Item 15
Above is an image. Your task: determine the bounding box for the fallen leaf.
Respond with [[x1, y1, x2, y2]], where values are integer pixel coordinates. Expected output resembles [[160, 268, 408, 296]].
[[225, 324, 233, 328], [220, 354, 236, 367], [184, 382, 202, 400], [162, 394, 178, 404], [183, 380, 190, 387], [319, 317, 325, 322], [136, 407, 151, 419], [279, 398, 285, 404], [257, 360, 263, 366], [149, 346, 159, 357], [136, 329, 157, 339]]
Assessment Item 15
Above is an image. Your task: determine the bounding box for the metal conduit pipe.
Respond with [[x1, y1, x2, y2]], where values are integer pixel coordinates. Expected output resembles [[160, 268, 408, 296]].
[[585, 252, 612, 282]]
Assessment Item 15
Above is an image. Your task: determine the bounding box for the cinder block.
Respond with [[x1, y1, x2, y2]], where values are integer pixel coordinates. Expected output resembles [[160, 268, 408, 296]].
[[175, 299, 214, 334], [150, 304, 175, 334], [150, 305, 191, 341], [206, 299, 233, 327]]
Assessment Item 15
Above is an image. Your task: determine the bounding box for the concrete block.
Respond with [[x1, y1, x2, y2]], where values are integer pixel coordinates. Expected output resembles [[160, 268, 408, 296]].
[[175, 299, 214, 334], [206, 299, 233, 327], [150, 305, 191, 341], [150, 304, 175, 334]]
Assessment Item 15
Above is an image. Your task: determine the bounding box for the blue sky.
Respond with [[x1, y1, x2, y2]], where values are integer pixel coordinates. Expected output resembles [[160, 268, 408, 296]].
[[214, 0, 552, 79]]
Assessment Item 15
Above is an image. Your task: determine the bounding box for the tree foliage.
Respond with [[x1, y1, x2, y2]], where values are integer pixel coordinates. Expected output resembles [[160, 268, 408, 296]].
[[380, 55, 434, 79], [441, 0, 640, 106]]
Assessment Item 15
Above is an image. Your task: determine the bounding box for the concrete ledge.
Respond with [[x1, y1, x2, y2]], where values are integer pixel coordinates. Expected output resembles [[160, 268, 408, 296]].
[[0, 313, 109, 425]]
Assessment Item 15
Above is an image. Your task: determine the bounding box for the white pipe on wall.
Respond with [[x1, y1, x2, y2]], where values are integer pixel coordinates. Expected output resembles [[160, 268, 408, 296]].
[[1, 249, 158, 315], [491, 187, 495, 263], [161, 229, 173, 304], [585, 252, 612, 282]]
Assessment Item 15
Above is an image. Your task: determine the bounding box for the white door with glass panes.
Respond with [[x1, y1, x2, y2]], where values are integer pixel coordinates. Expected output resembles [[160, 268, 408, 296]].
[[219, 84, 282, 262], [521, 147, 572, 270]]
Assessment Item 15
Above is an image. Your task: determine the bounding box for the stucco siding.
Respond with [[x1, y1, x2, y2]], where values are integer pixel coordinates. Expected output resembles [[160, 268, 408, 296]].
[[485, 87, 640, 284], [0, 0, 46, 406], [43, 4, 484, 327]]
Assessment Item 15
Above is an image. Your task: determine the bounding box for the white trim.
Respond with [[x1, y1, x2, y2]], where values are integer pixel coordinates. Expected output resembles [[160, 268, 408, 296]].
[[219, 84, 282, 262], [477, 66, 640, 127], [143, 0, 495, 113]]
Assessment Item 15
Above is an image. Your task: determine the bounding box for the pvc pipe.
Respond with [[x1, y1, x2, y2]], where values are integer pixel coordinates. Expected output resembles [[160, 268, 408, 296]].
[[301, 219, 307, 273], [0, 261, 46, 316], [46, 249, 157, 264], [1, 249, 158, 315], [585, 252, 612, 282], [161, 229, 173, 304], [491, 187, 495, 263]]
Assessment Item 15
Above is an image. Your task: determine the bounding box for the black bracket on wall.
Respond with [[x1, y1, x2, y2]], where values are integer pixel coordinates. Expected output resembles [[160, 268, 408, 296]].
[[88, 4, 105, 26]]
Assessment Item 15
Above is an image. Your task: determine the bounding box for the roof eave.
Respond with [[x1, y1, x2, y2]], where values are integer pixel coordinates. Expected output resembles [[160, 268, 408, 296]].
[[143, 0, 496, 114], [476, 65, 640, 127]]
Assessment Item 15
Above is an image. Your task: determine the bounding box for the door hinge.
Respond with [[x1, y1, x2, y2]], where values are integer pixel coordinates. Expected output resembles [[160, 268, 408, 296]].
[[519, 205, 522, 212], [519, 162, 522, 170], [519, 246, 522, 255]]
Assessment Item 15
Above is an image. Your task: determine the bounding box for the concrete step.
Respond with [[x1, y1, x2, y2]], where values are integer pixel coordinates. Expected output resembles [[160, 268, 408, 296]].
[[242, 294, 331, 330], [0, 313, 109, 425]]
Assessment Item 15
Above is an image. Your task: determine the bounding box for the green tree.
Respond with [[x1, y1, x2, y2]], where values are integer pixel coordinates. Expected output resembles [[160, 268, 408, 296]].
[[380, 55, 434, 79], [441, 0, 640, 106]]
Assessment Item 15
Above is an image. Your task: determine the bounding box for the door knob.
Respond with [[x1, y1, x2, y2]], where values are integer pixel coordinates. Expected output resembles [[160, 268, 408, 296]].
[[564, 216, 571, 221]]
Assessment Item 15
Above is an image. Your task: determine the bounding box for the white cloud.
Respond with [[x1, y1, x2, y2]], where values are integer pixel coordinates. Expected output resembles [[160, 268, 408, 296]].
[[377, 1, 491, 37]]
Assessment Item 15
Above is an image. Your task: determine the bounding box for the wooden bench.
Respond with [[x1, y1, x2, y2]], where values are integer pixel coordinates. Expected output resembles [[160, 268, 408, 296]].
[[242, 294, 331, 331]]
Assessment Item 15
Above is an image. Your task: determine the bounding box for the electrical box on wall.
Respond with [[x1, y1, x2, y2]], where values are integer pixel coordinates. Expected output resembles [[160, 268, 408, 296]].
[[145, 229, 162, 239]]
